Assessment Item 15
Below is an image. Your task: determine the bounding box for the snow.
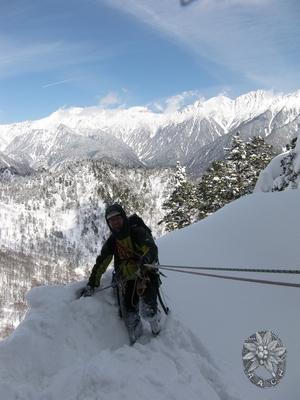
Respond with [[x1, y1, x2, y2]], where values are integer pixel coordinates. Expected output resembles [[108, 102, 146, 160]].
[[159, 190, 300, 400], [1, 189, 300, 399], [0, 279, 238, 400], [293, 133, 300, 170], [254, 151, 288, 192], [255, 131, 300, 192]]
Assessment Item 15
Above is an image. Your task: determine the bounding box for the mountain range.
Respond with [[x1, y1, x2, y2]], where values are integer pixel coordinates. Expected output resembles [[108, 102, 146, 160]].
[[1, 90, 300, 177]]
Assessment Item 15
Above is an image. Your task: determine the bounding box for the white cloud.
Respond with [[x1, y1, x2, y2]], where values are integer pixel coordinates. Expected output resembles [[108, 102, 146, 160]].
[[152, 90, 204, 113], [164, 94, 186, 113], [99, 91, 122, 107], [99, 0, 300, 90]]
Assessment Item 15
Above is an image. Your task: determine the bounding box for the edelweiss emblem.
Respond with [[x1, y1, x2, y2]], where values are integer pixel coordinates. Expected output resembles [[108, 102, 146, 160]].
[[242, 330, 287, 388]]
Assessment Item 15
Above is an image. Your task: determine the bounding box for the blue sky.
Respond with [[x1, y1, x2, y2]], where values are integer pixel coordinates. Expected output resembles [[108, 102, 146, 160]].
[[0, 0, 300, 123]]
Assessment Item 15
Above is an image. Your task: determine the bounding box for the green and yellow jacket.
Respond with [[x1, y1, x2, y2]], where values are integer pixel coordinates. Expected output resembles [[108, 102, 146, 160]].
[[88, 226, 158, 288]]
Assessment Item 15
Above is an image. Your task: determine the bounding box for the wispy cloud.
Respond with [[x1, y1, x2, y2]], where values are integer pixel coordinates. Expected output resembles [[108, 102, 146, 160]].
[[42, 79, 74, 89], [0, 37, 84, 79], [100, 0, 300, 91], [0, 34, 127, 80]]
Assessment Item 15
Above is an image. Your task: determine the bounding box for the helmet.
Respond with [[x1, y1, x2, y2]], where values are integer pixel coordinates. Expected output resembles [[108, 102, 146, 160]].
[[105, 203, 126, 221]]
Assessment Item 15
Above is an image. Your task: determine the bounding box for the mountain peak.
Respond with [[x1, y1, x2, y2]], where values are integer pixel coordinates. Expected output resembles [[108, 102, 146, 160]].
[[1, 89, 300, 173]]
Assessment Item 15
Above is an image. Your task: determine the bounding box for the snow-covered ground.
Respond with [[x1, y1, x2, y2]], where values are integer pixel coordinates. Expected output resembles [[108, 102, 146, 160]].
[[1, 189, 300, 400], [160, 190, 300, 400], [255, 129, 300, 192]]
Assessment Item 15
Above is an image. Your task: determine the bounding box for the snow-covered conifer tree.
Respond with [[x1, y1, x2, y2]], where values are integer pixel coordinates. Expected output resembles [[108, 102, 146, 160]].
[[161, 162, 196, 231], [245, 136, 275, 192], [194, 134, 276, 221]]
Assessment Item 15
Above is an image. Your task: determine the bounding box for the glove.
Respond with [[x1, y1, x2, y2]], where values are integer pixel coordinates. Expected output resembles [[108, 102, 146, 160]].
[[141, 258, 158, 272], [138, 259, 153, 276], [80, 285, 94, 297], [137, 259, 146, 276]]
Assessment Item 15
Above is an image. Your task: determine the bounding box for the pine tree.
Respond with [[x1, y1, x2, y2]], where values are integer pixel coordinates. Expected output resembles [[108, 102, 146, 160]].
[[194, 133, 276, 221], [245, 136, 276, 192], [193, 159, 234, 219], [160, 162, 196, 231], [225, 133, 275, 195], [225, 133, 250, 195], [161, 134, 276, 229]]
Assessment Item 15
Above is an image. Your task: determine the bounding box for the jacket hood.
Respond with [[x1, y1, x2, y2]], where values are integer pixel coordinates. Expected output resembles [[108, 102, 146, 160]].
[[105, 203, 129, 239]]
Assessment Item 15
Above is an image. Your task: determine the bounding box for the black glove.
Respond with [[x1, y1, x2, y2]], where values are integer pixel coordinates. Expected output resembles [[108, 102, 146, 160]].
[[80, 285, 94, 297]]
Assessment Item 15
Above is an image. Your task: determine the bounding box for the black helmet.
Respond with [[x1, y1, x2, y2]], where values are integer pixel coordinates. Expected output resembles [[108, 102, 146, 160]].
[[105, 203, 127, 222]]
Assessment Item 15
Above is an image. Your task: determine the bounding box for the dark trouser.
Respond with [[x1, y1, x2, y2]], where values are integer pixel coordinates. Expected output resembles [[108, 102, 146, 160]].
[[119, 273, 159, 327]]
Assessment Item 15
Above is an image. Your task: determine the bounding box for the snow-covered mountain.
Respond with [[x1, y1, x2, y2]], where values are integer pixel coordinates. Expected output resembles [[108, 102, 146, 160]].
[[1, 90, 300, 175], [5, 124, 143, 169], [0, 151, 32, 178]]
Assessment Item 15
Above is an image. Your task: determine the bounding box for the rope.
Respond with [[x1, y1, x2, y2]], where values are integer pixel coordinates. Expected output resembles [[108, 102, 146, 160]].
[[155, 264, 300, 274], [91, 276, 130, 295], [131, 277, 138, 308], [161, 267, 300, 289], [157, 287, 170, 315], [136, 275, 149, 297]]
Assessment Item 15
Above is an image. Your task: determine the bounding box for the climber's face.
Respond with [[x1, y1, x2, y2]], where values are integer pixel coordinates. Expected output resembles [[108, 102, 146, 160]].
[[107, 214, 124, 232]]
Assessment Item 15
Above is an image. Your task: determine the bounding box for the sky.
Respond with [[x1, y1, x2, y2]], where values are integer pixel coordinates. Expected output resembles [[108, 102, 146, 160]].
[[0, 0, 300, 124]]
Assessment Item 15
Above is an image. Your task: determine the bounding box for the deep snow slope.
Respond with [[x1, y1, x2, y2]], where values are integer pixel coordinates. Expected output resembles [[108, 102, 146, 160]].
[[159, 189, 300, 400], [0, 276, 240, 400]]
